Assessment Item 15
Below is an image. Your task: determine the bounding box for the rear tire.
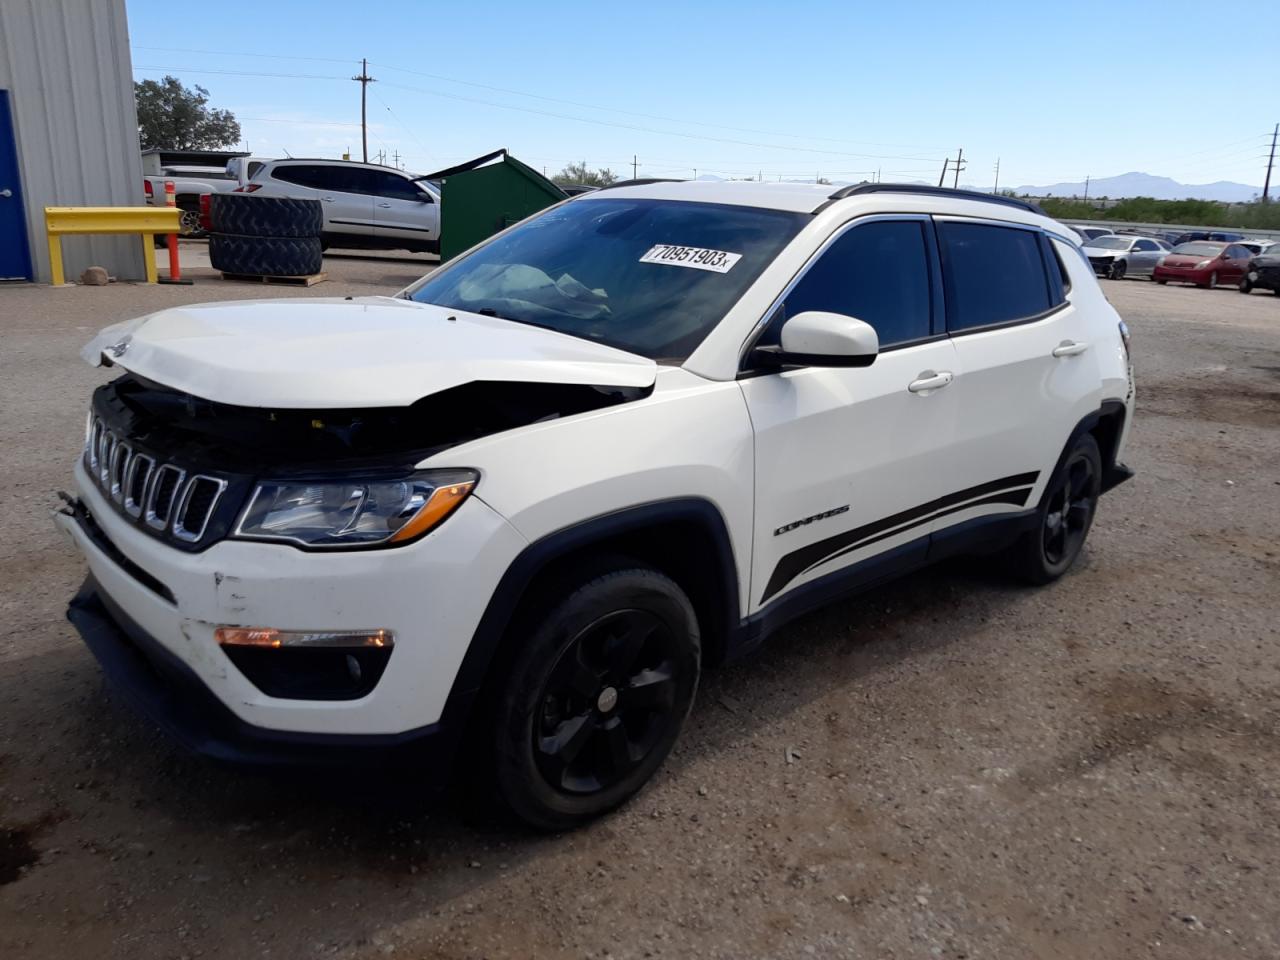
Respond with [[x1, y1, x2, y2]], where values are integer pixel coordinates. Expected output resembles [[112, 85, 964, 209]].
[[1005, 434, 1102, 586], [493, 564, 700, 831], [1238, 277, 1253, 294], [208, 233, 323, 277]]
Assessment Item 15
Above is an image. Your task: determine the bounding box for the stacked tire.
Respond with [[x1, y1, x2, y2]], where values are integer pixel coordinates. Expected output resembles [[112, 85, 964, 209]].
[[207, 195, 324, 277]]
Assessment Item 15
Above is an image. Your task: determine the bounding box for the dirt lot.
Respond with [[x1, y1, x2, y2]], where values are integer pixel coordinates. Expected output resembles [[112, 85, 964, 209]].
[[1, 255, 1278, 959]]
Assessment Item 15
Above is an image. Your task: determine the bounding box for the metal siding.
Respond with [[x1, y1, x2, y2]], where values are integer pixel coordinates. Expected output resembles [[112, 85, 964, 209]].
[[0, 0, 144, 282]]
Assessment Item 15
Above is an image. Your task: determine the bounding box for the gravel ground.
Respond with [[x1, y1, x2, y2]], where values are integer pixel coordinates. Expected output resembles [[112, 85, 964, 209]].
[[1, 260, 1278, 960]]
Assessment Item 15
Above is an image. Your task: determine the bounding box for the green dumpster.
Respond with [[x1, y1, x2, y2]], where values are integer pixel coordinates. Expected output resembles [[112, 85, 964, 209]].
[[422, 149, 568, 262]]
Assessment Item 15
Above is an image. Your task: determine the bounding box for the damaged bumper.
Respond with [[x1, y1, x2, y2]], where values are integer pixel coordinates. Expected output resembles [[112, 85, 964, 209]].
[[57, 459, 527, 749]]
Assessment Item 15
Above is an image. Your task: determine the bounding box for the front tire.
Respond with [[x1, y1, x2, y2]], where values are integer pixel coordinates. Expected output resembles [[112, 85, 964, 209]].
[[1238, 277, 1253, 294], [1201, 271, 1219, 289], [1108, 260, 1127, 281], [1006, 434, 1102, 585], [493, 564, 700, 831]]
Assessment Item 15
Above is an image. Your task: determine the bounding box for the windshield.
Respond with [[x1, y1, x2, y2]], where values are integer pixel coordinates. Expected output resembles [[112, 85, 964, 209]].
[[409, 198, 807, 361], [1087, 236, 1131, 250], [1172, 242, 1225, 257]]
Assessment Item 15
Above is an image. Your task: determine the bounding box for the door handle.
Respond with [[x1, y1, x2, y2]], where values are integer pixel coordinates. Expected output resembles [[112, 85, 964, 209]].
[[1052, 340, 1089, 358], [907, 370, 954, 394], [0, 188, 11, 198], [377, 201, 391, 208]]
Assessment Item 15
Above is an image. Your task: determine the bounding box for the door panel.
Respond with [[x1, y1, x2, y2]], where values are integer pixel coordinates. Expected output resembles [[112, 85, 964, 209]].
[[0, 91, 32, 281], [371, 172, 438, 246], [317, 167, 375, 237], [742, 339, 960, 609], [937, 232, 1101, 532]]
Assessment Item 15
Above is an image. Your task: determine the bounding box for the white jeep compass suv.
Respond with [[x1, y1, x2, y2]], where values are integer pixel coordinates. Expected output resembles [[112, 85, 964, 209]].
[[59, 181, 1134, 829]]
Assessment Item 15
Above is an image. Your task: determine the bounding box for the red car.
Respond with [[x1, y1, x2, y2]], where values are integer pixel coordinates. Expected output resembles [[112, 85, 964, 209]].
[[1153, 241, 1254, 288]]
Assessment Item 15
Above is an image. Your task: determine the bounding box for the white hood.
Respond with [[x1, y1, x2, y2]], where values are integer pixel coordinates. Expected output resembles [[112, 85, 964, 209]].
[[82, 296, 657, 408]]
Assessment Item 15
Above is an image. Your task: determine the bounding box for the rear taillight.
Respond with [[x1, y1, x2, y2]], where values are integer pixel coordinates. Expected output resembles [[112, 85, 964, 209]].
[[238, 183, 262, 193], [199, 194, 212, 231], [143, 179, 153, 197]]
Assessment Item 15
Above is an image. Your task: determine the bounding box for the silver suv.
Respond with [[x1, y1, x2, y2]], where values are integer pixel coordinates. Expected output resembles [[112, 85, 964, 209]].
[[242, 159, 440, 254]]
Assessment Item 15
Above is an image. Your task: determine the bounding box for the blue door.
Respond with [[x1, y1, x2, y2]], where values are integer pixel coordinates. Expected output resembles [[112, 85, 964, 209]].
[[0, 90, 32, 281]]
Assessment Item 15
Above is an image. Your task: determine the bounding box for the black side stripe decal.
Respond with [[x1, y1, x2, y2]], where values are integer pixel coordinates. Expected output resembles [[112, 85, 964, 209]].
[[760, 472, 1039, 604]]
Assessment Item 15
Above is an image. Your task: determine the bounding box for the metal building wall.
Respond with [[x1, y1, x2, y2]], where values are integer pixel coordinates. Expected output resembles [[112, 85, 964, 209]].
[[0, 0, 144, 282]]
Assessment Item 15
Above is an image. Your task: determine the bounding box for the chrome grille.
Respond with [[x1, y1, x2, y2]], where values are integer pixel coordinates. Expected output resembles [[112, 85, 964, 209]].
[[83, 415, 227, 545]]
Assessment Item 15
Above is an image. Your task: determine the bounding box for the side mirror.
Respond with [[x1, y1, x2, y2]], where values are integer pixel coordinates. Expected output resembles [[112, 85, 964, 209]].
[[751, 311, 879, 369]]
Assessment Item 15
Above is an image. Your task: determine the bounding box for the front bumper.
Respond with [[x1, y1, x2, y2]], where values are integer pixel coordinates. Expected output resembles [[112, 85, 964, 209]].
[[67, 576, 449, 767], [1153, 266, 1211, 284], [57, 458, 527, 739]]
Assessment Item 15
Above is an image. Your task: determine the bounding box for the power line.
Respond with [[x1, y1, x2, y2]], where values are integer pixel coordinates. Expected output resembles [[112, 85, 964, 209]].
[[130, 43, 945, 152]]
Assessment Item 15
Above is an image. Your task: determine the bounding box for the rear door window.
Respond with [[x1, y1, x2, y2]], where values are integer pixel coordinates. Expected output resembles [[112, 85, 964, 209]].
[[938, 221, 1053, 332], [771, 219, 934, 349], [272, 164, 322, 188]]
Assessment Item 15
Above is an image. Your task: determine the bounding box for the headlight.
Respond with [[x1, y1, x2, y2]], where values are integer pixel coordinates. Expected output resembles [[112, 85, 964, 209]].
[[234, 469, 477, 548], [1196, 259, 1212, 269]]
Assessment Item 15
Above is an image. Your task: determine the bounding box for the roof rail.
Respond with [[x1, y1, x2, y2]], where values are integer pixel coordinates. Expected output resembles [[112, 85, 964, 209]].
[[594, 177, 686, 191], [826, 182, 1045, 215]]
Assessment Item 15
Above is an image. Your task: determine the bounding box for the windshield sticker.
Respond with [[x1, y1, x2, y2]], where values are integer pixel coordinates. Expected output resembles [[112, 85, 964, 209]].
[[639, 244, 742, 274]]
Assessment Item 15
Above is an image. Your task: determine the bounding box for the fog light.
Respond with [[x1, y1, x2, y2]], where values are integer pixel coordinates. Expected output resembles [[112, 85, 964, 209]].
[[215, 627, 393, 648], [215, 626, 395, 700]]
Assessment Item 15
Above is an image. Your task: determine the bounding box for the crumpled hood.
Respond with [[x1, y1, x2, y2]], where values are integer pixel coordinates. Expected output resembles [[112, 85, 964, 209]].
[[1082, 244, 1126, 258], [81, 296, 657, 408]]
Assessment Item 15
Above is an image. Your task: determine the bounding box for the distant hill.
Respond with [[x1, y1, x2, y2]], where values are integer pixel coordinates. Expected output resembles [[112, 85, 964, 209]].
[[1009, 172, 1261, 203]]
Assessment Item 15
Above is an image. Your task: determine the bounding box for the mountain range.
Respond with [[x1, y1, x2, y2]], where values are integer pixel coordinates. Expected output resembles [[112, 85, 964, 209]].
[[701, 171, 1263, 202], [1007, 172, 1262, 203]]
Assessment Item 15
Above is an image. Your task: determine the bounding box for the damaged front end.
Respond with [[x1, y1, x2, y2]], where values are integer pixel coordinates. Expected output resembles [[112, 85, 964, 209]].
[[82, 372, 650, 553]]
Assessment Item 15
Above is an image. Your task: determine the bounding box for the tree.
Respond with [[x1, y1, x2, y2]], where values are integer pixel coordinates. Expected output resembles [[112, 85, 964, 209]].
[[135, 76, 241, 150], [552, 162, 618, 188]]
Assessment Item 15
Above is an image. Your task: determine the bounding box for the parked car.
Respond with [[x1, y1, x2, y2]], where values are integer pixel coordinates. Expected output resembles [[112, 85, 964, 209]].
[[1152, 241, 1254, 288], [1239, 239, 1279, 256], [241, 159, 441, 254], [63, 182, 1133, 830], [1171, 230, 1244, 246], [1082, 234, 1172, 280], [1239, 247, 1280, 295], [1069, 225, 1112, 244]]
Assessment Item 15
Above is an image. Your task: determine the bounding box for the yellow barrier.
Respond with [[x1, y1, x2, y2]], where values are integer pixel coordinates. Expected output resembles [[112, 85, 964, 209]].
[[44, 206, 183, 286]]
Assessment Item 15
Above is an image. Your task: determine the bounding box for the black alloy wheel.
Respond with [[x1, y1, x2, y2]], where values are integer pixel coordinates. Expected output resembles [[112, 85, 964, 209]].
[[1005, 433, 1102, 585], [535, 608, 679, 794], [1041, 450, 1099, 570], [493, 564, 699, 830]]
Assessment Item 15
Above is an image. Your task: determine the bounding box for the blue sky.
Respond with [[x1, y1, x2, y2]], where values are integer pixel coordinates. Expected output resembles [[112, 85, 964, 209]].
[[126, 0, 1272, 189]]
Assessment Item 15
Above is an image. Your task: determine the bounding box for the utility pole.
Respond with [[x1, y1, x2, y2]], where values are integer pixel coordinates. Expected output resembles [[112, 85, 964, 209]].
[[632, 155, 638, 179], [391, 149, 401, 169], [953, 148, 964, 189], [938, 158, 949, 187], [993, 158, 1000, 194], [1264, 123, 1278, 202], [352, 58, 375, 163], [1083, 174, 1090, 203], [693, 168, 697, 179]]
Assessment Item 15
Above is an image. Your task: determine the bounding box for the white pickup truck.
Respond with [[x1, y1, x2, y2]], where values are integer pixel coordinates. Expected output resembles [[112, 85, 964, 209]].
[[143, 157, 271, 234]]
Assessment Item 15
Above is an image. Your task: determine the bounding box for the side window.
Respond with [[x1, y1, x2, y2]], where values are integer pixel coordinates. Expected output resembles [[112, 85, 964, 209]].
[[1041, 235, 1069, 301], [773, 220, 933, 349], [272, 164, 320, 188], [1134, 239, 1157, 252], [246, 161, 264, 180], [339, 168, 387, 197], [373, 172, 427, 201], [938, 222, 1053, 332]]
